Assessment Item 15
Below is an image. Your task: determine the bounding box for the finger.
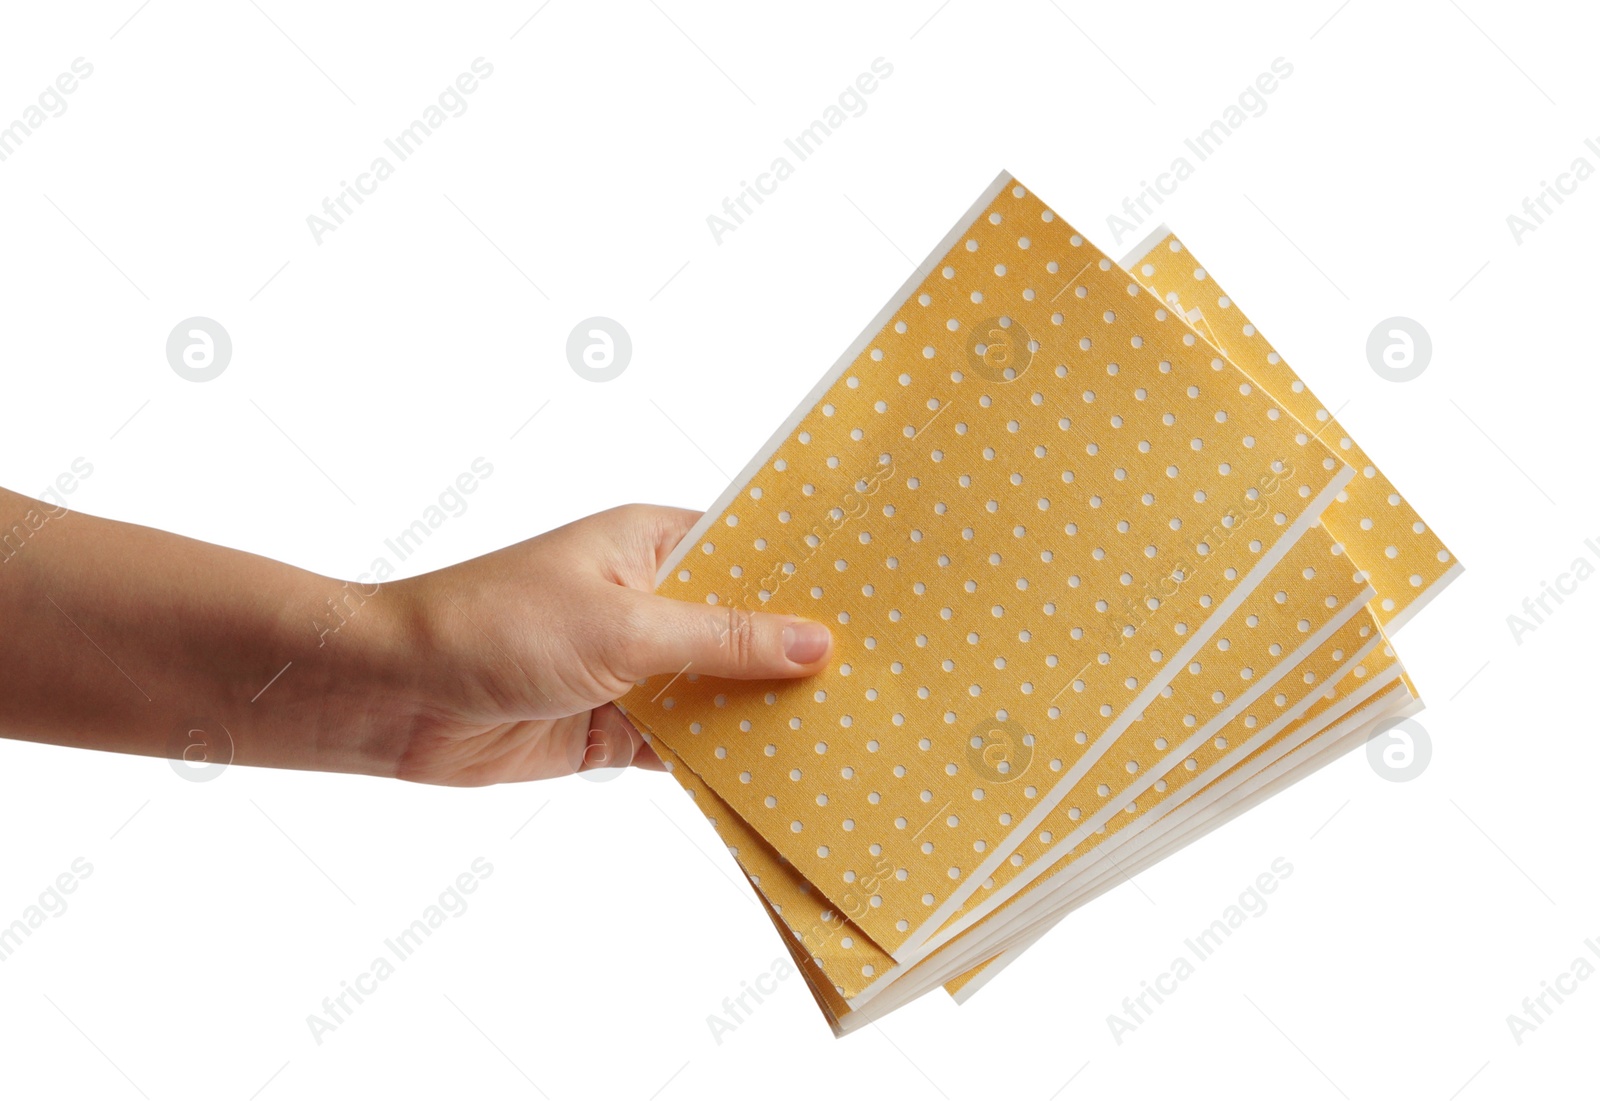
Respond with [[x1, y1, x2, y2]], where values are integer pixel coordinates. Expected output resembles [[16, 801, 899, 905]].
[[575, 504, 705, 594], [632, 738, 665, 772], [590, 702, 664, 772], [619, 591, 832, 682], [569, 703, 641, 774], [578, 503, 702, 564], [643, 505, 704, 563], [596, 703, 666, 772]]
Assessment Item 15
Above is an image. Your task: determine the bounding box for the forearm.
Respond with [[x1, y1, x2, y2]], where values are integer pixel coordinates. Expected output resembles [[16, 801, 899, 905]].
[[0, 486, 424, 777]]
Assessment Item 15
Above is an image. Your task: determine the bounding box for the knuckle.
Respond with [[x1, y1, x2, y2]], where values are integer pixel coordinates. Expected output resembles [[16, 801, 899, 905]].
[[721, 605, 758, 670], [614, 501, 652, 525], [606, 598, 655, 679]]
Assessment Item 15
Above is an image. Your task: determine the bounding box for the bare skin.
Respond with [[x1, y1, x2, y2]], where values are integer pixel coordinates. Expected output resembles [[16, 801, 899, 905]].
[[0, 488, 832, 784]]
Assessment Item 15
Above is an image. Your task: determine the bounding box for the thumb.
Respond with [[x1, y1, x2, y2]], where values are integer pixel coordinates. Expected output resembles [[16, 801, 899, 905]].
[[617, 591, 833, 681]]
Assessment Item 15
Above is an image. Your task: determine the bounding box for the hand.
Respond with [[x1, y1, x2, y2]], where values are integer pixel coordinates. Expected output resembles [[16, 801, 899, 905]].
[[0, 488, 831, 787], [386, 504, 833, 786]]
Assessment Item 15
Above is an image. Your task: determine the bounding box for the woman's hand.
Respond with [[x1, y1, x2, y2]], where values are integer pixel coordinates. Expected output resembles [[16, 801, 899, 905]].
[[0, 488, 831, 786], [387, 503, 833, 785]]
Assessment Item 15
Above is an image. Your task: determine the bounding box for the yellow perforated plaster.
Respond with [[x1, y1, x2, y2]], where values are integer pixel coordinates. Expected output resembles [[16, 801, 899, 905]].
[[845, 618, 1392, 1013], [938, 633, 1409, 1000], [908, 611, 1396, 983], [623, 176, 1458, 1034], [922, 523, 1372, 942], [1124, 230, 1462, 629], [651, 528, 1391, 1010], [756, 876, 853, 1033], [619, 174, 1354, 961], [904, 232, 1467, 1000], [649, 736, 895, 1001]]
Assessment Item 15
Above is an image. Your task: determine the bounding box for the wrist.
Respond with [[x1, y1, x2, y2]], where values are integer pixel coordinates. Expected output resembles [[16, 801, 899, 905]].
[[263, 571, 440, 779]]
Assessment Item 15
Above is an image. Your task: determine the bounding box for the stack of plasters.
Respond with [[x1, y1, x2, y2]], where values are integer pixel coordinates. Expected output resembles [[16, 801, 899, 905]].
[[618, 171, 1459, 1034]]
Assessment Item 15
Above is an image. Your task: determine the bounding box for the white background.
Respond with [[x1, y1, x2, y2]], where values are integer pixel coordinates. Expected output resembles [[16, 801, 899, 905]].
[[0, 1, 1592, 1097]]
